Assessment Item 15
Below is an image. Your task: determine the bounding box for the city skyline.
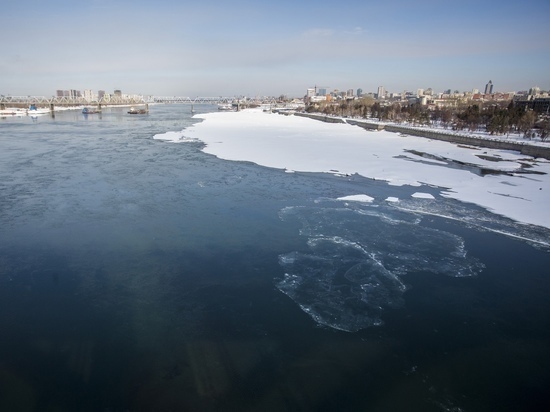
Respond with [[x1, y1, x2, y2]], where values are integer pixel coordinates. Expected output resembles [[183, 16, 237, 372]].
[[42, 80, 550, 100], [1, 0, 549, 97]]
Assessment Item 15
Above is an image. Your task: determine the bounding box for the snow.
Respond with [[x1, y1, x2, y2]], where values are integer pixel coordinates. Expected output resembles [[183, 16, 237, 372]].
[[337, 194, 375, 203], [411, 192, 435, 199], [173, 109, 550, 229], [153, 131, 185, 142]]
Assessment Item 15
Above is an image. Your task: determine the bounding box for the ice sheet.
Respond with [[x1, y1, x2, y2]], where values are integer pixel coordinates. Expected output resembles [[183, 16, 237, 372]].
[[180, 109, 550, 229]]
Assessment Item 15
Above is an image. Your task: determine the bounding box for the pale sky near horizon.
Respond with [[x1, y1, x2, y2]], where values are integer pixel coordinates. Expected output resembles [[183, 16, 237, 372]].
[[1, 0, 549, 98]]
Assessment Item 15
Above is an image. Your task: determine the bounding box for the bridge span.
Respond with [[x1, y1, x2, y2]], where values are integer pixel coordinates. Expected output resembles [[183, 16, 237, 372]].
[[0, 95, 280, 108], [148, 96, 278, 105], [0, 95, 145, 108]]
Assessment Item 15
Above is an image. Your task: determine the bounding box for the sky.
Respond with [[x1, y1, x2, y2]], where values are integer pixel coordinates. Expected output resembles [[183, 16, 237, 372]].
[[1, 0, 549, 98]]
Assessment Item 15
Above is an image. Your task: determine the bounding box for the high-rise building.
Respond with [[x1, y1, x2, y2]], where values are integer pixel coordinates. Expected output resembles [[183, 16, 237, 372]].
[[484, 80, 493, 95], [318, 88, 327, 96], [83, 89, 95, 102], [377, 86, 385, 99], [357, 88, 363, 97], [347, 89, 354, 97]]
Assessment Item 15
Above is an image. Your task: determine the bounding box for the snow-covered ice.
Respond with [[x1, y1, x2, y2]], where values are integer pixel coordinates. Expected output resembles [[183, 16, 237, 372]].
[[411, 192, 435, 199], [337, 194, 375, 203], [170, 109, 550, 229]]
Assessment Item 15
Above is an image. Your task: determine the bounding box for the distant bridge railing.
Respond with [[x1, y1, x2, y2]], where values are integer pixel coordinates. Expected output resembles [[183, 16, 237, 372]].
[[0, 95, 146, 107], [147, 96, 279, 105], [0, 95, 280, 107]]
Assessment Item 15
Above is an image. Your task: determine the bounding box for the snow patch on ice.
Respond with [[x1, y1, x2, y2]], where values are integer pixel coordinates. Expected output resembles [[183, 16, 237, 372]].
[[337, 194, 375, 203], [153, 131, 197, 143], [411, 192, 435, 199]]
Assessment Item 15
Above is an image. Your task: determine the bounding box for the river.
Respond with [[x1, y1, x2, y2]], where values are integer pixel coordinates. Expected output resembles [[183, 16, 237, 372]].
[[1, 105, 549, 411]]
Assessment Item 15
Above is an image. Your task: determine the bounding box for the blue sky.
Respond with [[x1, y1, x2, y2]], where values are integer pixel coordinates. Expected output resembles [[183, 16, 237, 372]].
[[1, 0, 549, 97]]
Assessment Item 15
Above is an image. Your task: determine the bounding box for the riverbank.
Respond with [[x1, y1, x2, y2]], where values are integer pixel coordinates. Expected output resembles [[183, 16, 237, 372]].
[[293, 112, 550, 160]]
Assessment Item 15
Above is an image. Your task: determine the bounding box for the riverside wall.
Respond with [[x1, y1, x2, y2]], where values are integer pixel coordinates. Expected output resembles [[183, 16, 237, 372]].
[[294, 112, 550, 160]]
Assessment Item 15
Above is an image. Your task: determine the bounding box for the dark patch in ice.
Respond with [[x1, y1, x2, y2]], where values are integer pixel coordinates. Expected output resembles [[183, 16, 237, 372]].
[[402, 149, 546, 177], [476, 154, 503, 162]]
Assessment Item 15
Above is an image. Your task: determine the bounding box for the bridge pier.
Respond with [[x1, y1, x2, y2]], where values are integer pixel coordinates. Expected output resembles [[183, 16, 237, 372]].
[[50, 103, 55, 118]]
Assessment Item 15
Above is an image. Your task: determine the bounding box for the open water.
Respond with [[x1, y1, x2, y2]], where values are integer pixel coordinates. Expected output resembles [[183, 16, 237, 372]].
[[1, 105, 549, 411]]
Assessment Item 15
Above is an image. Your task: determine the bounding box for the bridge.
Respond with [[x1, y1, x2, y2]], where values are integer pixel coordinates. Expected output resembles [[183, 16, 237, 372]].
[[149, 96, 278, 105], [0, 95, 145, 108], [0, 95, 281, 108]]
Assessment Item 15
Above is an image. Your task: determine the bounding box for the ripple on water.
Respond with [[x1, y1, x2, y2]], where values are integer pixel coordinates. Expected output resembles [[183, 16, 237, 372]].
[[277, 200, 486, 332]]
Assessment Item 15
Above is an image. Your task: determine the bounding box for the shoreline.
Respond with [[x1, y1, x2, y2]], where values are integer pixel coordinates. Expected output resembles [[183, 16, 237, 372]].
[[294, 112, 550, 160]]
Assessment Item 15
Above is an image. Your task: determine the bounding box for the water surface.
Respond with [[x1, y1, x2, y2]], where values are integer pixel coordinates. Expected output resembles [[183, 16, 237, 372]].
[[1, 106, 549, 411]]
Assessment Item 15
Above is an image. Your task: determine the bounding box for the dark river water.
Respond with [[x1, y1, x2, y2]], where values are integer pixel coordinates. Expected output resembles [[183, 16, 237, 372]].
[[1, 105, 549, 411]]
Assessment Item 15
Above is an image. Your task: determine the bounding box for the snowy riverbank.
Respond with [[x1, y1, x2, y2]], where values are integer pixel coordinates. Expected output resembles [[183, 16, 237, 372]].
[[155, 108, 550, 229]]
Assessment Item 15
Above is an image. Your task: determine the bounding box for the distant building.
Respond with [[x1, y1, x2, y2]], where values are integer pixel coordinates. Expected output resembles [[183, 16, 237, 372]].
[[484, 80, 494, 95], [318, 88, 327, 96], [377, 86, 385, 99], [114, 89, 122, 97], [310, 95, 327, 103], [529, 86, 540, 96], [83, 89, 95, 102], [346, 89, 354, 97], [306, 88, 316, 98], [356, 88, 363, 97], [98, 90, 105, 100], [514, 96, 550, 114]]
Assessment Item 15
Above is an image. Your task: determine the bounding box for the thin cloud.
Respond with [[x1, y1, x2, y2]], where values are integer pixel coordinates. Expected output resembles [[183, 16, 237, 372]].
[[302, 28, 335, 38]]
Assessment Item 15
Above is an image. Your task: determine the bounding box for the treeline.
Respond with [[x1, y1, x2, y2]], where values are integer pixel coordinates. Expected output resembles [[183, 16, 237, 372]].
[[307, 98, 550, 141]]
